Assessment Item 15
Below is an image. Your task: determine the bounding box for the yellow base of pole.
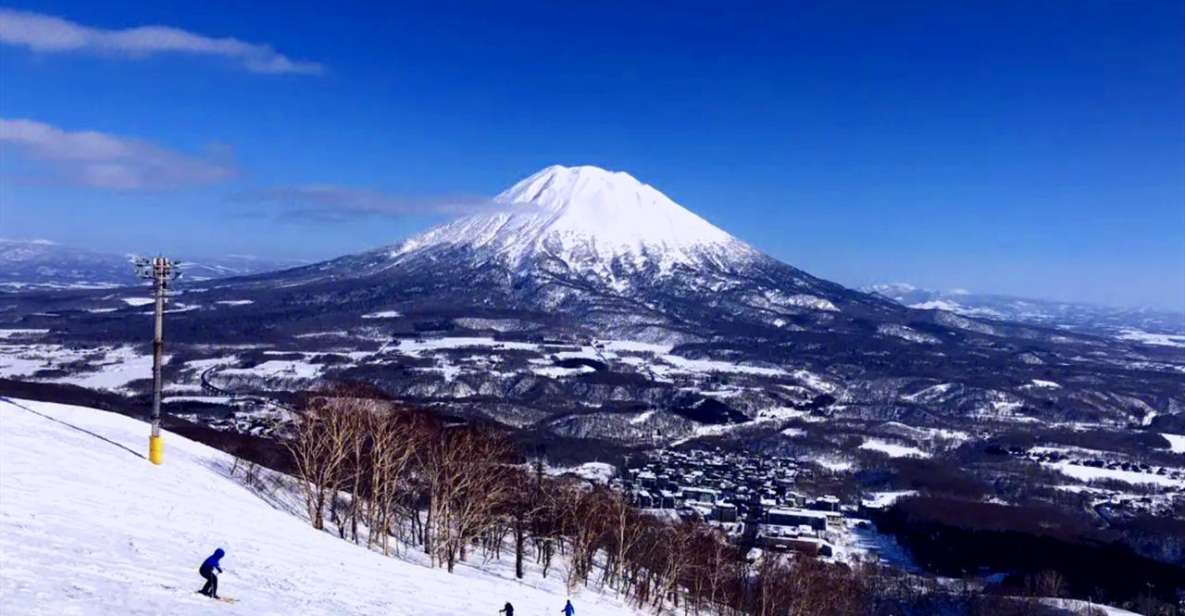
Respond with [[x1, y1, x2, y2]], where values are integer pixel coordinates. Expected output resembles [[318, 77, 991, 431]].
[[149, 435, 164, 465]]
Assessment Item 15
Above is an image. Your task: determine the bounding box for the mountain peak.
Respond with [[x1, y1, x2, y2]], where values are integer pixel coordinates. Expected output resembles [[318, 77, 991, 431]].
[[393, 165, 750, 273], [495, 165, 669, 217], [497, 164, 644, 208], [495, 164, 735, 247]]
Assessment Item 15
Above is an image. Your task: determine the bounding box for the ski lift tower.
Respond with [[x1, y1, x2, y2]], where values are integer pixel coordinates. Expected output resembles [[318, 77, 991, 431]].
[[134, 256, 180, 465]]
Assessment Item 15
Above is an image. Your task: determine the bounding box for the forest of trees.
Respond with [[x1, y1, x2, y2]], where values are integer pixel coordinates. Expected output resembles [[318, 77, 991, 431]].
[[275, 384, 1150, 616]]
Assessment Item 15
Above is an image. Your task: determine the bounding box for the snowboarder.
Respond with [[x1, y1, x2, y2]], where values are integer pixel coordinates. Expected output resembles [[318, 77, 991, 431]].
[[561, 600, 575, 616], [499, 602, 515, 616], [198, 548, 225, 599]]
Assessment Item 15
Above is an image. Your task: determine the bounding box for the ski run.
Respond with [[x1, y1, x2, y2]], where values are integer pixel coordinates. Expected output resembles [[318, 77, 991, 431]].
[[0, 397, 644, 615]]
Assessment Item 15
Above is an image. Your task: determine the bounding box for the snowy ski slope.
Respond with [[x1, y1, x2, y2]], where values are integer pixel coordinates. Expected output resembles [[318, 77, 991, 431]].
[[0, 398, 645, 615]]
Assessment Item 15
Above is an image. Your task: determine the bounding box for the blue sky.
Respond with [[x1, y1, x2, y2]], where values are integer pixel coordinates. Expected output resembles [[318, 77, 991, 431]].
[[1, 1, 1182, 310]]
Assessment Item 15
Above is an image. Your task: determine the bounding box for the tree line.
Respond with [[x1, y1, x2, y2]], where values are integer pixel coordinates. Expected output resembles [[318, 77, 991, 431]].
[[281, 384, 1127, 616]]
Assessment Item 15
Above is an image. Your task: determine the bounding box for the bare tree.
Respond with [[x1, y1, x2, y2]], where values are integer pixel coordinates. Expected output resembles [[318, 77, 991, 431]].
[[499, 466, 547, 579], [285, 388, 356, 530], [420, 425, 515, 572], [365, 405, 426, 555]]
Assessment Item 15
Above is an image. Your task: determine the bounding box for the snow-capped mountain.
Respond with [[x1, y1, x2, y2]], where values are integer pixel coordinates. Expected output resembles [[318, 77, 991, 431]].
[[185, 164, 900, 342], [4, 165, 1182, 438], [394, 165, 756, 275], [867, 282, 1185, 340], [0, 239, 135, 289], [0, 239, 305, 290]]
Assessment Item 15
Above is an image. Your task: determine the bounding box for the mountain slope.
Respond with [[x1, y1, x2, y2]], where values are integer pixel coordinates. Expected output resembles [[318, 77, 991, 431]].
[[868, 283, 1185, 342], [0, 239, 304, 289], [0, 397, 643, 615]]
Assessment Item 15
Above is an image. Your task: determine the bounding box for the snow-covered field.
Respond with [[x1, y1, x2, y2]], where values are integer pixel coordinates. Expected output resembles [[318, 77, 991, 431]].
[[0, 332, 811, 418], [0, 398, 645, 616], [0, 344, 157, 392], [651, 354, 785, 378], [361, 310, 401, 319], [52, 346, 157, 391], [861, 490, 918, 509], [1044, 461, 1182, 488], [859, 438, 931, 459], [387, 335, 788, 381], [1115, 328, 1185, 348], [217, 359, 323, 381], [814, 457, 854, 472], [546, 462, 616, 484], [531, 364, 596, 378], [0, 329, 48, 339], [394, 336, 543, 356]]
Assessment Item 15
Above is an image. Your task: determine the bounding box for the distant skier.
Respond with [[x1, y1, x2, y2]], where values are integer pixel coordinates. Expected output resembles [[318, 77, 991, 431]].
[[198, 548, 225, 599], [499, 602, 515, 616], [561, 600, 575, 616]]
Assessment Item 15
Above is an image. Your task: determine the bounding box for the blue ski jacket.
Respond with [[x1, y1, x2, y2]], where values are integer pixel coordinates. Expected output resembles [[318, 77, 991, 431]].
[[562, 601, 575, 616], [201, 549, 225, 573]]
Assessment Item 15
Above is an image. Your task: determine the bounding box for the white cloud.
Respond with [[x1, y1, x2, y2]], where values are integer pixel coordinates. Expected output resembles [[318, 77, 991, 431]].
[[0, 118, 236, 190], [0, 9, 322, 75], [233, 185, 496, 222]]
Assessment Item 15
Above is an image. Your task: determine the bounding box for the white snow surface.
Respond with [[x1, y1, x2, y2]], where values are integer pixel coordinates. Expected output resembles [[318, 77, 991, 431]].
[[361, 310, 402, 319], [0, 344, 158, 391], [0, 329, 48, 339], [546, 462, 616, 485], [0, 398, 644, 616], [1039, 598, 1141, 616], [598, 340, 673, 355], [629, 410, 657, 425], [859, 438, 931, 459], [392, 165, 756, 274], [51, 346, 158, 391], [861, 490, 918, 509], [877, 324, 941, 345], [653, 354, 785, 378], [1116, 328, 1185, 348], [815, 457, 854, 472], [1028, 379, 1061, 389], [1162, 433, 1185, 454], [907, 300, 1003, 319], [394, 337, 543, 356], [900, 383, 956, 404], [531, 364, 596, 378], [1045, 461, 1182, 488], [218, 359, 323, 381]]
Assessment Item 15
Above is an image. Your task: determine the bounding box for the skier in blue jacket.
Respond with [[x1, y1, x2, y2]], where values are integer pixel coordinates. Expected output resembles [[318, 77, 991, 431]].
[[562, 600, 575, 616], [198, 548, 225, 599]]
